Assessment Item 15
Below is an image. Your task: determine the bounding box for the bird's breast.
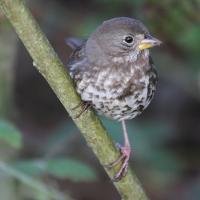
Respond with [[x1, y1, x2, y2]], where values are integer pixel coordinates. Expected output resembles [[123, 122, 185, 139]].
[[76, 62, 157, 121]]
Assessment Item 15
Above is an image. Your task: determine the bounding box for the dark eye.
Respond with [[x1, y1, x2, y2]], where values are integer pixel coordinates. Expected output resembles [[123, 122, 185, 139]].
[[124, 36, 133, 44]]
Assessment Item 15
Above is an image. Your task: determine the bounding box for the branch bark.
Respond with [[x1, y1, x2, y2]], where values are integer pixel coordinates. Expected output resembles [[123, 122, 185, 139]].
[[0, 0, 149, 199]]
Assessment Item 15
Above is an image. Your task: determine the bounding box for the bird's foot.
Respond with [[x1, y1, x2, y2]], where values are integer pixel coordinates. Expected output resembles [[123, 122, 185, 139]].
[[105, 143, 131, 182], [72, 101, 92, 119]]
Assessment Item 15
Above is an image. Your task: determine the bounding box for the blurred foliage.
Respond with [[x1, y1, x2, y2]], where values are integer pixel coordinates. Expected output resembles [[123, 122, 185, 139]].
[[0, 120, 22, 149], [0, 161, 69, 200], [0, 119, 96, 200], [14, 158, 97, 181]]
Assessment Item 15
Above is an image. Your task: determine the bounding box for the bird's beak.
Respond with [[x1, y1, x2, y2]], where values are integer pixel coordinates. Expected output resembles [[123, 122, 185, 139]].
[[138, 35, 162, 50]]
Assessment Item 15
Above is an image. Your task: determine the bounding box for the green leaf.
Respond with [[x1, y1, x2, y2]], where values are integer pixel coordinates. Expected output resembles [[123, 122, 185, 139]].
[[14, 158, 97, 182], [14, 160, 45, 176], [0, 120, 22, 149], [46, 158, 97, 181]]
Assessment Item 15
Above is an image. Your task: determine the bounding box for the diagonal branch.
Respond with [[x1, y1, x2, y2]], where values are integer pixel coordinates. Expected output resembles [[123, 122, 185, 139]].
[[0, 0, 148, 199]]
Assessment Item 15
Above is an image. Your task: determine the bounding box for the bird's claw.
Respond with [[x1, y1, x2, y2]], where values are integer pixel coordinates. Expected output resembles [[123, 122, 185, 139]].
[[105, 144, 131, 182], [72, 101, 92, 119]]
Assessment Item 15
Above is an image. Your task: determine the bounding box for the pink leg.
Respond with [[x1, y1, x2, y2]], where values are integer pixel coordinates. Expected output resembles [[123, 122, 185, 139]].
[[105, 120, 131, 181]]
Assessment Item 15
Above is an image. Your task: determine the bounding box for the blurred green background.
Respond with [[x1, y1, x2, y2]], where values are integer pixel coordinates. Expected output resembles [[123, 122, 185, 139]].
[[0, 0, 200, 199]]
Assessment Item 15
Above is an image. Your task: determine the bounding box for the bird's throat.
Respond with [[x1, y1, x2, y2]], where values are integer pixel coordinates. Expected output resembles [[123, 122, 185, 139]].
[[111, 49, 149, 65]]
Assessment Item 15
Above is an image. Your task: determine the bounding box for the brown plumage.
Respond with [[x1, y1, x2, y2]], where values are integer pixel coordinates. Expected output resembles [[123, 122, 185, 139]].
[[66, 17, 161, 181]]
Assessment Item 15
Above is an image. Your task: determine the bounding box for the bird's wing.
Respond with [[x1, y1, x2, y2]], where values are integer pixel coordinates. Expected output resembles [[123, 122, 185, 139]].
[[66, 39, 89, 80]]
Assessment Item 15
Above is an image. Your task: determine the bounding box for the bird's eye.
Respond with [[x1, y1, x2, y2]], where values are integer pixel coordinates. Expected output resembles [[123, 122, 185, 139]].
[[124, 36, 133, 44]]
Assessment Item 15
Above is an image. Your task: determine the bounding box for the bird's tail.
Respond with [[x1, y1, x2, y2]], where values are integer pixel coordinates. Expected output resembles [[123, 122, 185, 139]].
[[65, 37, 85, 49]]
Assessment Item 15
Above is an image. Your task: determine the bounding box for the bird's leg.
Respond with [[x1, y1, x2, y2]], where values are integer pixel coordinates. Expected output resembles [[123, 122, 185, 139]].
[[72, 101, 92, 119], [105, 120, 131, 181], [114, 120, 131, 181]]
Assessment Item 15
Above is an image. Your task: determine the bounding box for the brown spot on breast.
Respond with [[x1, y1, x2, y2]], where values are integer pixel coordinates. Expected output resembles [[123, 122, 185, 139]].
[[134, 69, 142, 80], [118, 85, 133, 100], [138, 105, 144, 112]]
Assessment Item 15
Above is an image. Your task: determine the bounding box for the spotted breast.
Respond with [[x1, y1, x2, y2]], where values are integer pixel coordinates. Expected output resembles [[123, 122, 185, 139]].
[[68, 45, 157, 121]]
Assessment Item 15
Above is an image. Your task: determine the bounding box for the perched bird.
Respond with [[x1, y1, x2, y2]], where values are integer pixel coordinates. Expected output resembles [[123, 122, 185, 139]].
[[66, 17, 161, 181]]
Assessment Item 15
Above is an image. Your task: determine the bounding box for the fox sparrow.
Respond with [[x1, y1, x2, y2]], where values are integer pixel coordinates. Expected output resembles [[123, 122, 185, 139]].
[[66, 17, 161, 181]]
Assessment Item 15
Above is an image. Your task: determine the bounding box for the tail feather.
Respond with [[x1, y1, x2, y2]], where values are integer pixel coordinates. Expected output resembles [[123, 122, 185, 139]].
[[65, 38, 85, 49]]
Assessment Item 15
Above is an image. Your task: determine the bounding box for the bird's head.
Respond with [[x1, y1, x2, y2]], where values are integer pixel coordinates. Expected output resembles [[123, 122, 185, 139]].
[[86, 17, 162, 65]]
